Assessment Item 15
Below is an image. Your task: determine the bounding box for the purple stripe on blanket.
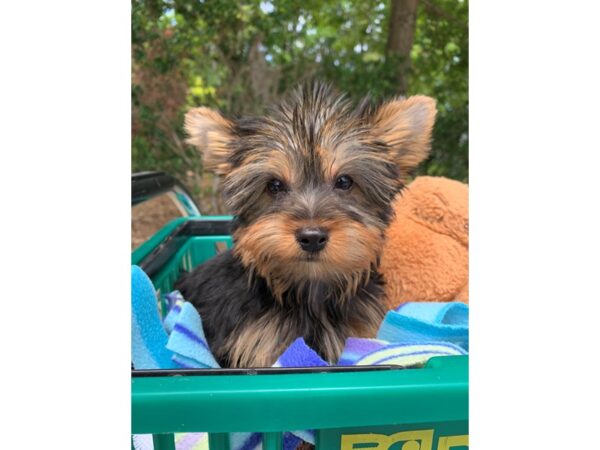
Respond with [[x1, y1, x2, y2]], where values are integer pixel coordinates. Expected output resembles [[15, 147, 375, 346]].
[[171, 356, 200, 369], [283, 432, 302, 450], [276, 338, 328, 367], [239, 432, 262, 450], [338, 338, 388, 365], [172, 323, 210, 350], [344, 338, 387, 353]]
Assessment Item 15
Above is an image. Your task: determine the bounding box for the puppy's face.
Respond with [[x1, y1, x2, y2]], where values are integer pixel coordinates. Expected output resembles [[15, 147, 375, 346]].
[[185, 84, 436, 299]]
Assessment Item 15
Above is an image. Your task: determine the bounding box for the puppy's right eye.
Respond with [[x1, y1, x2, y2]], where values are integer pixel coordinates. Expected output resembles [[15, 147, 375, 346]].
[[266, 179, 285, 195]]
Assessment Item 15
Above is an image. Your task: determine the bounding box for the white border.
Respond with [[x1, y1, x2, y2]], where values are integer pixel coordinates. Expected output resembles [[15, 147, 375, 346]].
[[471, 0, 600, 448], [1, 1, 130, 448]]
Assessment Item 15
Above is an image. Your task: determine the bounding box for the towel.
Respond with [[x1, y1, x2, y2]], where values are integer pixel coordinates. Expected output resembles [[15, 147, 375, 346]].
[[165, 300, 221, 369], [131, 266, 177, 369], [163, 291, 185, 333], [377, 302, 469, 351], [273, 338, 328, 368], [339, 338, 466, 367]]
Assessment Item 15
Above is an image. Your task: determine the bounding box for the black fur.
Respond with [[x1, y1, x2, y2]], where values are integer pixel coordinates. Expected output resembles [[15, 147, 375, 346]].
[[175, 249, 386, 368]]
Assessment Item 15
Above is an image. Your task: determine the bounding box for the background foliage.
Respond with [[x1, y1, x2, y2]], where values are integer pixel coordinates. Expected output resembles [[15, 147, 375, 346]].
[[132, 0, 468, 213]]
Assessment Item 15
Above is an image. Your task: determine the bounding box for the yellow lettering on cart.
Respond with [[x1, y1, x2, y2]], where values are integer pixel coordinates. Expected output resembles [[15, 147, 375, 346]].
[[340, 429, 434, 450], [437, 435, 468, 449]]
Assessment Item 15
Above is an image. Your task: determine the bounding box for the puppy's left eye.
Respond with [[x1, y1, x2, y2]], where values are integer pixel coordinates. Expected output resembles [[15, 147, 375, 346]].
[[267, 179, 286, 195], [335, 175, 353, 191]]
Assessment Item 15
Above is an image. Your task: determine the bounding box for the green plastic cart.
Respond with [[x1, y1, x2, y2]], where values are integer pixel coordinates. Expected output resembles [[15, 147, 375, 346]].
[[131, 172, 469, 450]]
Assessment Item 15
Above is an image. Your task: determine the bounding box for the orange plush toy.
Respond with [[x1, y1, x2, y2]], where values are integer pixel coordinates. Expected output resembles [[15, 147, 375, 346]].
[[381, 176, 469, 309]]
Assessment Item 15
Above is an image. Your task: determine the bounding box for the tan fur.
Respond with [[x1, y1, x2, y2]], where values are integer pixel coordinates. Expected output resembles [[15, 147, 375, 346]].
[[348, 287, 388, 338], [228, 150, 295, 190], [371, 96, 437, 176], [234, 214, 383, 302], [223, 310, 291, 367], [184, 107, 234, 175], [223, 304, 353, 367]]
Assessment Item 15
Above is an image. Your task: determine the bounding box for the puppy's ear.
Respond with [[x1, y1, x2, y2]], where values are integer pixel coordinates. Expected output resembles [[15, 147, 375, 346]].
[[185, 107, 235, 176], [370, 96, 437, 173]]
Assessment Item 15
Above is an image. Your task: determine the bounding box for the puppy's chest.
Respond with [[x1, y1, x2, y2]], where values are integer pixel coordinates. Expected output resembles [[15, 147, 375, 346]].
[[177, 250, 387, 367], [223, 291, 384, 367]]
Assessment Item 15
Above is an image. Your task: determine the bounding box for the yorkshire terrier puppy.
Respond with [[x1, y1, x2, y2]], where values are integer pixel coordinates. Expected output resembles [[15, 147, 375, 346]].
[[176, 83, 436, 368]]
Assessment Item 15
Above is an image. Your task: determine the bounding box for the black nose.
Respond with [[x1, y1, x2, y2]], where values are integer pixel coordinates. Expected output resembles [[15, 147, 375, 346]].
[[296, 228, 329, 253]]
